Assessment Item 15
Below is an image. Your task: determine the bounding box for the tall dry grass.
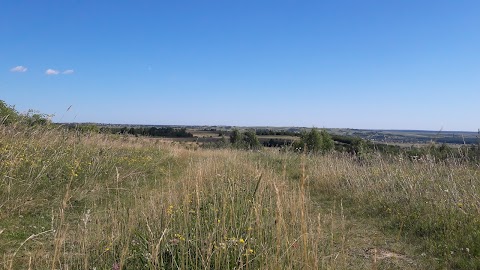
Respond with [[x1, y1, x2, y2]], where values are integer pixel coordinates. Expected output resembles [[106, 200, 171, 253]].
[[0, 125, 342, 269], [2, 124, 478, 269]]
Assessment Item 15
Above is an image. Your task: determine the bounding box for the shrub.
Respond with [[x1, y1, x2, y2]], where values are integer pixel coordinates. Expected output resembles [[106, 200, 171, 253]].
[[295, 128, 334, 154], [229, 129, 261, 150], [0, 100, 21, 125], [0, 100, 50, 126]]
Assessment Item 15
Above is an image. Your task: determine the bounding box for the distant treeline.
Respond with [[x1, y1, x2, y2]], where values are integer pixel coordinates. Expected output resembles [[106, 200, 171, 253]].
[[122, 127, 193, 137], [66, 124, 193, 138], [255, 129, 300, 136]]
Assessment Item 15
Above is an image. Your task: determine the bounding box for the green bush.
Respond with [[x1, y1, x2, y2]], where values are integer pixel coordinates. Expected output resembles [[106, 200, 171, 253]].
[[230, 129, 261, 150], [0, 100, 50, 126], [0, 100, 21, 125], [295, 128, 334, 154]]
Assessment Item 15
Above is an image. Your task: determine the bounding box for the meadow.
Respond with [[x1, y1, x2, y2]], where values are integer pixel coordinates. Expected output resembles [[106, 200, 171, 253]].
[[1, 123, 479, 269]]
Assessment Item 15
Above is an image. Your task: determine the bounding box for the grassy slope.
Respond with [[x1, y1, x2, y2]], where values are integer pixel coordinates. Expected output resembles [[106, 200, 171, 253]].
[[1, 125, 478, 269]]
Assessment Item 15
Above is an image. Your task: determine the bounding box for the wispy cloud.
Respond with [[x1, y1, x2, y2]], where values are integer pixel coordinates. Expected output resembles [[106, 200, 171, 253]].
[[45, 69, 60, 75], [10, 66, 28, 72], [62, 69, 74, 74]]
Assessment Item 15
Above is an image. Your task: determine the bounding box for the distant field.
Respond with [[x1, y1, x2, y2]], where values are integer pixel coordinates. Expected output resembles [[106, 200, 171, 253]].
[[189, 130, 220, 138], [330, 128, 479, 145]]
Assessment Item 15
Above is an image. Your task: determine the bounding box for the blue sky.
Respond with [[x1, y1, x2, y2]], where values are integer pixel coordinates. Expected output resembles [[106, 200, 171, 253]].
[[1, 0, 479, 131]]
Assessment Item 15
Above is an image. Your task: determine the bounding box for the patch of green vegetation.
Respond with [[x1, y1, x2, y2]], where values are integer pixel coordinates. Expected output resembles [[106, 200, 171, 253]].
[[302, 154, 480, 269]]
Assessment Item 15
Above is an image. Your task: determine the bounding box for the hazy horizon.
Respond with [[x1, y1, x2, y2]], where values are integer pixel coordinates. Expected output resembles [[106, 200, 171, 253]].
[[2, 1, 479, 131]]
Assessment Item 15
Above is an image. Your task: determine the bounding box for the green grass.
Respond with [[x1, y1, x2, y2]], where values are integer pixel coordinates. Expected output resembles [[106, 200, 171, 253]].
[[301, 153, 480, 269], [1, 124, 479, 269]]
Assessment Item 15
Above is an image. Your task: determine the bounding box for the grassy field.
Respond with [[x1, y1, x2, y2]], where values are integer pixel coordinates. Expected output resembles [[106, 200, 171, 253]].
[[1, 124, 479, 269]]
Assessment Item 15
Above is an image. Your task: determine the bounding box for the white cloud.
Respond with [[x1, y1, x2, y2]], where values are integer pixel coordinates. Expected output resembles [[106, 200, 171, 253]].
[[10, 66, 27, 72], [62, 69, 74, 74], [45, 69, 60, 75]]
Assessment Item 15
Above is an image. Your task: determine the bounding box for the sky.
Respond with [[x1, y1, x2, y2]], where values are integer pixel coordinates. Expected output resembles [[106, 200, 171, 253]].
[[1, 0, 479, 131]]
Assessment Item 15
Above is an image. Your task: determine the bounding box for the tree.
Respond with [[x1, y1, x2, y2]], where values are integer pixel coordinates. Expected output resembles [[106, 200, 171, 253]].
[[320, 130, 334, 152], [0, 100, 21, 125], [230, 129, 243, 145], [351, 137, 367, 156], [25, 110, 51, 126], [297, 128, 334, 154], [229, 129, 261, 150], [243, 130, 261, 149]]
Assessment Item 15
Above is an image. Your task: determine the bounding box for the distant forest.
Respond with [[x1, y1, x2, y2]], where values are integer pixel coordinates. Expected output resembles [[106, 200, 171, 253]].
[[67, 124, 194, 138]]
